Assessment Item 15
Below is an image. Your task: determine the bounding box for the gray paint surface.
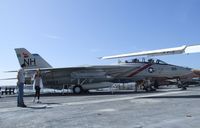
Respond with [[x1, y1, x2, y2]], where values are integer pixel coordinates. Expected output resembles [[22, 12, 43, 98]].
[[0, 86, 200, 128]]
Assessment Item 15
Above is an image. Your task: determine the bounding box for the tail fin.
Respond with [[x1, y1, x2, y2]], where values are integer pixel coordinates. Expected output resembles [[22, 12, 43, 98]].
[[15, 48, 52, 69]]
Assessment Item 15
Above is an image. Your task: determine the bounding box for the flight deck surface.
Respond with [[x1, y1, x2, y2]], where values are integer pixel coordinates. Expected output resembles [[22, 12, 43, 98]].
[[1, 86, 200, 128]]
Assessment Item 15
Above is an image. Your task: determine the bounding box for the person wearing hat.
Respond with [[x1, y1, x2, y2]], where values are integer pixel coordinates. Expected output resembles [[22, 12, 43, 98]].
[[17, 64, 27, 107]]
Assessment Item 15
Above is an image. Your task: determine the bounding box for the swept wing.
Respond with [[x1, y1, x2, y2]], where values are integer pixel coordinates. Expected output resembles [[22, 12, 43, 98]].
[[101, 44, 200, 59]]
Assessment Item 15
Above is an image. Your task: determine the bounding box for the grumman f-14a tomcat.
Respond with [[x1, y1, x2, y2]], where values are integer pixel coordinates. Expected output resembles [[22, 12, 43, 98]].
[[13, 44, 200, 93]]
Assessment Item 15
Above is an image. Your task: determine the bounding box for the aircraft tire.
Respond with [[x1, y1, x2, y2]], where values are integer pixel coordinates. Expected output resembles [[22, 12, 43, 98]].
[[73, 85, 83, 94], [154, 80, 159, 89], [181, 86, 187, 90], [177, 85, 182, 88], [145, 87, 150, 92], [150, 87, 156, 91]]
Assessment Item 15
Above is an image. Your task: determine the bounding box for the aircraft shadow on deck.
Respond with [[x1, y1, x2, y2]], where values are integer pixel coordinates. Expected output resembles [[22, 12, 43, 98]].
[[23, 91, 163, 97]]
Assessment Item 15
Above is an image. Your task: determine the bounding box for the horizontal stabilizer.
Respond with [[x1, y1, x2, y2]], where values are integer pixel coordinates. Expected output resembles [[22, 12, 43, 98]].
[[101, 44, 200, 59], [0, 78, 17, 80], [4, 70, 18, 73]]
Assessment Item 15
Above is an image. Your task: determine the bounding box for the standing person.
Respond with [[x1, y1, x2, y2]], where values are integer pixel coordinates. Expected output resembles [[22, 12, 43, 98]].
[[17, 64, 27, 107], [33, 69, 43, 103]]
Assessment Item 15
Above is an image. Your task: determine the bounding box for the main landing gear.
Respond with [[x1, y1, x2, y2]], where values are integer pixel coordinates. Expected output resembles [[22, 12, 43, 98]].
[[72, 85, 89, 94], [177, 78, 187, 90], [73, 85, 83, 94], [136, 79, 156, 92]]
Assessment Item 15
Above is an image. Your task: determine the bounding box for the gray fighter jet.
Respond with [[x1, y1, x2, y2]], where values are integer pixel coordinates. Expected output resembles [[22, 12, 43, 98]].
[[14, 46, 197, 93]]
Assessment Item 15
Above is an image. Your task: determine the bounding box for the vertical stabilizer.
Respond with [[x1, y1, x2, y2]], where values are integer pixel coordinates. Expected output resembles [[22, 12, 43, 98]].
[[15, 48, 52, 69]]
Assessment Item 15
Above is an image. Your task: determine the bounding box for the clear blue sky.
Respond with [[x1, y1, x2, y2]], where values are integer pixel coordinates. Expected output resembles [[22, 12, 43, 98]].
[[0, 0, 200, 85]]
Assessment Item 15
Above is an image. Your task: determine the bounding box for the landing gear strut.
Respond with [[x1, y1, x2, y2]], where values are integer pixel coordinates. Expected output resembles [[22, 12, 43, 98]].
[[177, 79, 187, 90], [143, 79, 156, 92]]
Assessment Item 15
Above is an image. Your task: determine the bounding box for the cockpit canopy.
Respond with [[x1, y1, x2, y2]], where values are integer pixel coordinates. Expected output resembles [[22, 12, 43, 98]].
[[120, 58, 168, 65]]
